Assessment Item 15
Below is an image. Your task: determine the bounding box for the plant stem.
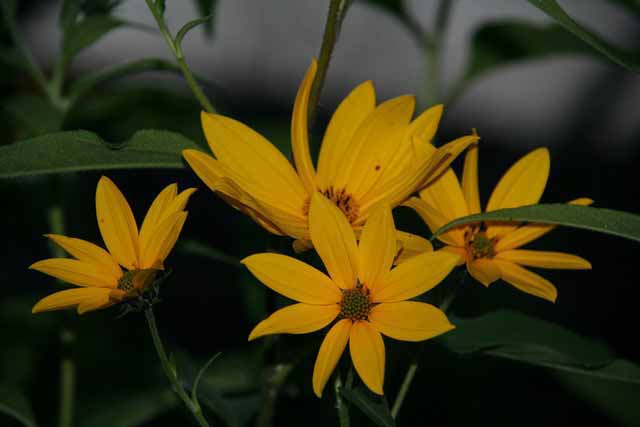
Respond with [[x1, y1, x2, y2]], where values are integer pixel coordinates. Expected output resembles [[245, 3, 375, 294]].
[[144, 0, 215, 113], [307, 0, 348, 123], [334, 372, 350, 427], [144, 307, 210, 427], [421, 0, 455, 107], [59, 329, 75, 427], [256, 363, 292, 427]]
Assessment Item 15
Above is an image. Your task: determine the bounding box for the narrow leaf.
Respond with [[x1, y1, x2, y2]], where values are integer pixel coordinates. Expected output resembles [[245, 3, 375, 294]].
[[63, 15, 125, 60], [527, 0, 640, 72], [341, 385, 396, 427], [0, 385, 37, 427], [175, 15, 214, 52], [0, 129, 200, 179], [3, 96, 64, 136], [191, 352, 222, 406], [192, 0, 217, 34], [432, 204, 640, 243]]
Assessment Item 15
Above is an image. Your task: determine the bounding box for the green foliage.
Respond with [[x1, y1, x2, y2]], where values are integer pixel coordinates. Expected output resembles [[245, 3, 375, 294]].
[[0, 130, 199, 179], [0, 386, 37, 427], [341, 384, 396, 427], [3, 96, 64, 137], [433, 204, 640, 243], [62, 15, 126, 61], [175, 15, 215, 56], [526, 0, 640, 72], [192, 0, 217, 34]]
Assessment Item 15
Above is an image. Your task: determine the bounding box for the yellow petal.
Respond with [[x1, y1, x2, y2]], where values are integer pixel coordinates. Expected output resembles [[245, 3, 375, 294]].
[[291, 59, 318, 193], [349, 322, 385, 395], [485, 148, 550, 239], [95, 176, 140, 269], [317, 81, 376, 189], [372, 250, 458, 302], [467, 258, 501, 287], [200, 112, 308, 211], [393, 229, 433, 264], [45, 234, 121, 280], [419, 168, 468, 221], [493, 259, 558, 302], [402, 197, 464, 247], [77, 292, 114, 314], [493, 197, 594, 251], [369, 301, 454, 341], [30, 258, 118, 288], [32, 287, 111, 314], [313, 319, 352, 398], [461, 142, 481, 214], [420, 133, 480, 189], [138, 184, 178, 247], [495, 250, 591, 270], [358, 206, 396, 289], [140, 211, 188, 269], [242, 253, 341, 304], [248, 303, 339, 341], [408, 104, 443, 143], [333, 95, 415, 195], [308, 193, 359, 289]]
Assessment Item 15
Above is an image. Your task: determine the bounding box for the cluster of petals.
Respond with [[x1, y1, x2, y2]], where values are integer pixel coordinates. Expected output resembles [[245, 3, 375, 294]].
[[30, 177, 195, 314], [243, 193, 459, 397], [404, 145, 592, 302], [182, 59, 479, 257]]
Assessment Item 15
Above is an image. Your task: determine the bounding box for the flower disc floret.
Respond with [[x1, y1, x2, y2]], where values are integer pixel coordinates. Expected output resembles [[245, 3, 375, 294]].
[[466, 230, 495, 260], [339, 283, 372, 321]]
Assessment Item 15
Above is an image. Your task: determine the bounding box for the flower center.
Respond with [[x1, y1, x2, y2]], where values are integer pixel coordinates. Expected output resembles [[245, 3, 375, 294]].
[[339, 283, 372, 321], [465, 230, 496, 260], [322, 186, 359, 223], [117, 269, 159, 297]]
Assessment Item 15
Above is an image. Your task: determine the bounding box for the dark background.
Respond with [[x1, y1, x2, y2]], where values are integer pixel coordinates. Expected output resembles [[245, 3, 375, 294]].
[[1, 1, 639, 426]]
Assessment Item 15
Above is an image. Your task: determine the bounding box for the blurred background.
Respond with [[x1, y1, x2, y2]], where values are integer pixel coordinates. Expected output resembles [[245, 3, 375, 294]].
[[1, 0, 639, 426]]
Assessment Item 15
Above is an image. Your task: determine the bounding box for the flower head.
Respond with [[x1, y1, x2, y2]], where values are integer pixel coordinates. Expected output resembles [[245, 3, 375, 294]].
[[30, 176, 195, 314], [405, 144, 592, 302], [183, 59, 478, 256], [243, 193, 458, 397]]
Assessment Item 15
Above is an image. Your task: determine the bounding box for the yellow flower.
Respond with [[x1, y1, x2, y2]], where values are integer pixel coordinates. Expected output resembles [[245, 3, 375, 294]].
[[182, 59, 478, 256], [404, 144, 592, 302], [30, 176, 195, 314], [243, 193, 458, 397]]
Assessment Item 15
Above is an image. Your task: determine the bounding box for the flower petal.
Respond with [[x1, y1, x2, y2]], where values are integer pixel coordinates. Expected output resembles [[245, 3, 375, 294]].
[[420, 133, 480, 189], [467, 258, 501, 287], [45, 234, 121, 280], [485, 148, 550, 239], [408, 104, 443, 143], [138, 183, 177, 246], [369, 301, 454, 342], [461, 142, 481, 214], [317, 81, 376, 189], [358, 206, 396, 289], [402, 197, 465, 247], [372, 250, 458, 302], [493, 197, 594, 251], [393, 230, 433, 264], [200, 112, 308, 211], [248, 303, 339, 341], [313, 319, 352, 398], [495, 250, 591, 270], [308, 193, 359, 289], [140, 211, 188, 269], [291, 59, 318, 193], [242, 253, 341, 304], [493, 259, 558, 302], [77, 292, 114, 314], [95, 176, 140, 269], [32, 287, 111, 314], [30, 258, 118, 288], [349, 322, 385, 395], [419, 168, 468, 222]]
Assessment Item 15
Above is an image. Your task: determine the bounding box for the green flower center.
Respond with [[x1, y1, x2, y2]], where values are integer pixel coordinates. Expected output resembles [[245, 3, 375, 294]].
[[117, 269, 159, 296], [339, 284, 372, 321], [468, 232, 496, 260]]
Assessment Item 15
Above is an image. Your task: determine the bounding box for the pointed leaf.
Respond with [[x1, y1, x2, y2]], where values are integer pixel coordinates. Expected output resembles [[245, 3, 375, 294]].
[[63, 15, 126, 60], [192, 0, 217, 34], [175, 15, 214, 52], [191, 352, 222, 406], [341, 384, 396, 427], [0, 385, 37, 427]]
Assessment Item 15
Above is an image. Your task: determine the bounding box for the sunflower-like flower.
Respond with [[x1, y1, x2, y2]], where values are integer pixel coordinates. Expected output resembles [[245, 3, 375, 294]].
[[404, 144, 592, 302], [183, 59, 478, 256], [30, 177, 195, 314], [243, 193, 458, 397]]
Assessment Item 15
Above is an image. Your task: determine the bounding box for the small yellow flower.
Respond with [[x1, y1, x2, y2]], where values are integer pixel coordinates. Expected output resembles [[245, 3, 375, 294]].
[[30, 176, 195, 314], [404, 144, 592, 302], [183, 59, 478, 257], [243, 193, 458, 397]]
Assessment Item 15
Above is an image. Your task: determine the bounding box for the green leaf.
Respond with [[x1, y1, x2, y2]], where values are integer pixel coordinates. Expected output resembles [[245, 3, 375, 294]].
[[0, 129, 200, 179], [438, 310, 612, 368], [191, 352, 222, 407], [432, 204, 640, 243], [77, 389, 178, 427], [0, 385, 37, 427], [3, 96, 64, 137], [155, 0, 167, 15], [526, 0, 640, 72], [192, 0, 217, 34], [175, 15, 214, 54], [341, 384, 396, 427], [63, 15, 125, 60], [59, 0, 81, 30]]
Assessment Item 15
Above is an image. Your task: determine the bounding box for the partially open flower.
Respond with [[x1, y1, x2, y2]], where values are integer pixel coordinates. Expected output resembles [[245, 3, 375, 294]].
[[30, 176, 195, 314]]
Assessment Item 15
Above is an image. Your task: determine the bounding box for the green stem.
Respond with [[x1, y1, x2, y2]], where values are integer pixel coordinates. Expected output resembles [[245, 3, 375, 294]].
[[59, 329, 75, 427], [421, 0, 455, 107], [334, 372, 350, 427], [144, 0, 215, 113], [256, 363, 292, 427], [144, 308, 210, 427], [307, 0, 347, 123]]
